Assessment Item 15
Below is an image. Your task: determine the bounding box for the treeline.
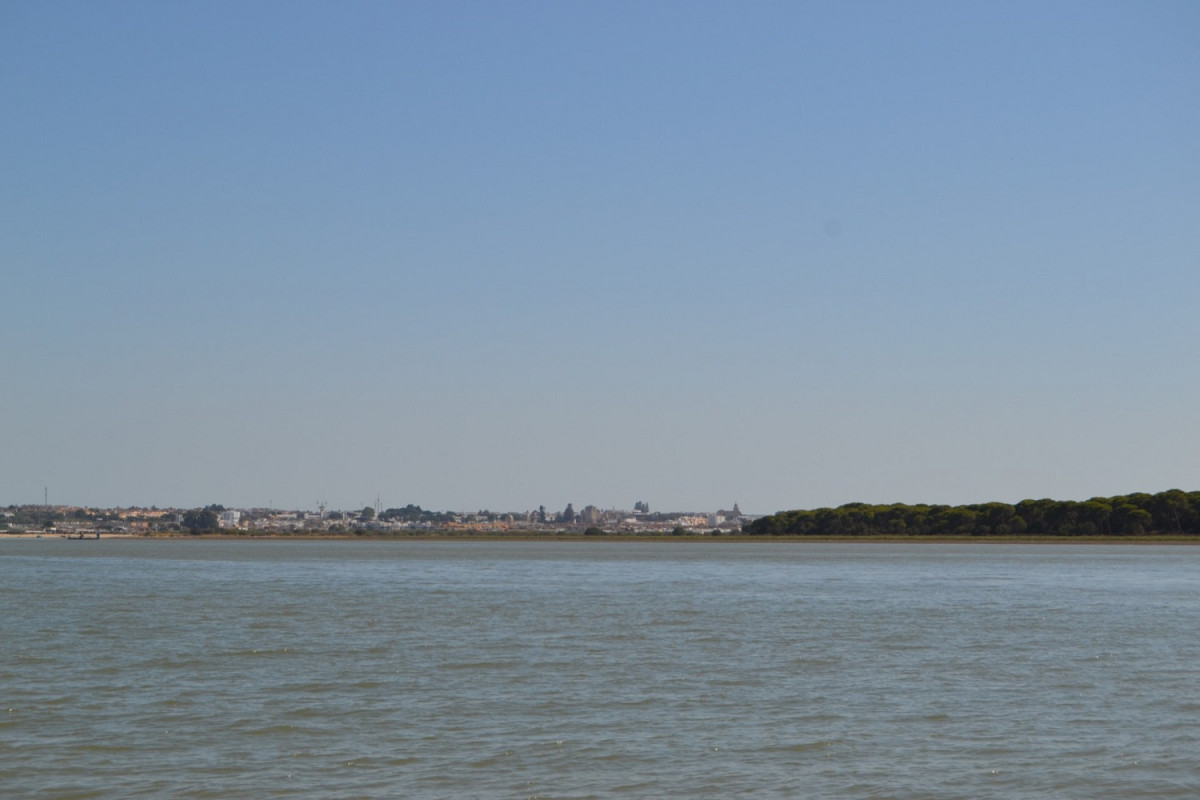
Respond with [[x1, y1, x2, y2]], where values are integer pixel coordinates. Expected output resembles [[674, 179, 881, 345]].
[[378, 504, 455, 524], [744, 490, 1200, 537]]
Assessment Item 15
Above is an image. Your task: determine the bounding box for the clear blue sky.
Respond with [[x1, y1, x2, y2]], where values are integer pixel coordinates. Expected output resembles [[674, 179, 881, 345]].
[[3, 1, 1198, 514]]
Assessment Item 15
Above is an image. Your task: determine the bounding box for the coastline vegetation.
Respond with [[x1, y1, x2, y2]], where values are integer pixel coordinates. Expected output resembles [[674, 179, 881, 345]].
[[744, 490, 1200, 538], [6, 490, 1199, 542], [149, 530, 1200, 544]]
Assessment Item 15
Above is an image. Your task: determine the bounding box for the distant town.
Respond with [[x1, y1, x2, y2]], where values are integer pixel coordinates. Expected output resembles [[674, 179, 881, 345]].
[[0, 501, 757, 537], [10, 489, 1197, 539]]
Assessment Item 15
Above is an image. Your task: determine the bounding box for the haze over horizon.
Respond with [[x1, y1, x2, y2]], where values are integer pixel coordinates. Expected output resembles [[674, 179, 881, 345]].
[[4, 1, 1198, 515]]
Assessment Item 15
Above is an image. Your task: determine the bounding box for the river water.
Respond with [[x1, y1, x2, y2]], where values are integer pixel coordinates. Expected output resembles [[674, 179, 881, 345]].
[[3, 539, 1198, 798]]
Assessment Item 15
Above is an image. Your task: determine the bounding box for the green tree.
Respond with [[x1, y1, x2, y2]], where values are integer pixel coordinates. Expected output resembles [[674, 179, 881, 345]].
[[978, 503, 1016, 535], [182, 509, 219, 534], [1151, 489, 1190, 533], [926, 506, 976, 535], [1115, 504, 1152, 535], [1080, 500, 1113, 535]]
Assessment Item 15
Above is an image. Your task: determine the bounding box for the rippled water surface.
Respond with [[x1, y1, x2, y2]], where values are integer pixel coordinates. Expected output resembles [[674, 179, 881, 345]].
[[3, 539, 1199, 798]]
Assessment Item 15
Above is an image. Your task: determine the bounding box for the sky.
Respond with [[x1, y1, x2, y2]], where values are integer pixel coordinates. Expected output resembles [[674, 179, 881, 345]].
[[3, 1, 1198, 515]]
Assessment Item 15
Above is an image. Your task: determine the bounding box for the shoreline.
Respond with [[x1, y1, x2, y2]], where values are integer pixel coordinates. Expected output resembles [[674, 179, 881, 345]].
[[4, 532, 1198, 545]]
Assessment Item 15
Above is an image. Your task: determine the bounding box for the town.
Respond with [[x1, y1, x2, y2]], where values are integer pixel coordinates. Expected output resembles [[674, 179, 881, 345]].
[[0, 501, 756, 537]]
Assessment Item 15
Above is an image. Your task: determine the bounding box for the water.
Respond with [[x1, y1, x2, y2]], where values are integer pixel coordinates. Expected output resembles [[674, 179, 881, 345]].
[[3, 539, 1199, 799]]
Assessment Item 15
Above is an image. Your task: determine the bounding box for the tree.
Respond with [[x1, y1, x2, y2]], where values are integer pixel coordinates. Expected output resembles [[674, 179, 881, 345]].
[[359, 506, 376, 522], [1079, 500, 1114, 536], [743, 491, 1200, 538], [978, 503, 1016, 535], [1115, 504, 1152, 535], [1151, 489, 1191, 534], [182, 509, 219, 534], [381, 505, 424, 522]]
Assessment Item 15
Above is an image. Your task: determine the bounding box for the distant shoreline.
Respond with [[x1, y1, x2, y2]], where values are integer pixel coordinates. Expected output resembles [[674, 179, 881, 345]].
[[4, 531, 1198, 545]]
